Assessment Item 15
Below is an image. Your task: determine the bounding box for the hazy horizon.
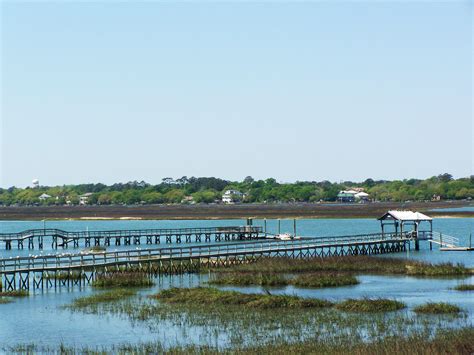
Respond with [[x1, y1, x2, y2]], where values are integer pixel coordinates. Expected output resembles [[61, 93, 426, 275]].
[[1, 2, 472, 187]]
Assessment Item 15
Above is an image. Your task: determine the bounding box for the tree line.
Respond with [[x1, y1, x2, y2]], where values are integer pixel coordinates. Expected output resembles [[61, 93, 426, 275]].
[[0, 174, 472, 206]]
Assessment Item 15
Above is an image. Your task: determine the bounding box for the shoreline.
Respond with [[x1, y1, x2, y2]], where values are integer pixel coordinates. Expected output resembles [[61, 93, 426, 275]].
[[0, 201, 471, 221]]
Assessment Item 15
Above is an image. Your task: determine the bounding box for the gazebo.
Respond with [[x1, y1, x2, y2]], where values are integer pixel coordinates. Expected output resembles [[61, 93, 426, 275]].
[[378, 210, 433, 250]]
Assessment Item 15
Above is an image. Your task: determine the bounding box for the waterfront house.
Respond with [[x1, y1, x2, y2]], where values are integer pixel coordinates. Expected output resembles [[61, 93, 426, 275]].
[[222, 190, 244, 204], [337, 190, 358, 202], [337, 190, 370, 202], [38, 193, 52, 201], [79, 192, 94, 205], [181, 196, 195, 204]]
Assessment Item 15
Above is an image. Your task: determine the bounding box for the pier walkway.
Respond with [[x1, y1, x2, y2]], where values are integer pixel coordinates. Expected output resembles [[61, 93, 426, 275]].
[[0, 226, 262, 250], [0, 232, 411, 291]]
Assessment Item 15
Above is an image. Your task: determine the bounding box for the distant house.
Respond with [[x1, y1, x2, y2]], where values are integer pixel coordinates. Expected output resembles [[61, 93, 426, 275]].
[[181, 196, 195, 204], [337, 190, 370, 203], [222, 190, 244, 204], [38, 193, 52, 201], [79, 192, 94, 205], [355, 191, 370, 202]]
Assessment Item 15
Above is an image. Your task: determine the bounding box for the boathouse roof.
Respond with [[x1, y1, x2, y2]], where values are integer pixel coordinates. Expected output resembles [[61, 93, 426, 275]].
[[378, 210, 432, 222]]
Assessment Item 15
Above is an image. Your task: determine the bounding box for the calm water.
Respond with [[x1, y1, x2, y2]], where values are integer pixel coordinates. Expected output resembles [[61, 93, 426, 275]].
[[1, 218, 472, 265], [430, 206, 474, 213], [0, 218, 472, 349]]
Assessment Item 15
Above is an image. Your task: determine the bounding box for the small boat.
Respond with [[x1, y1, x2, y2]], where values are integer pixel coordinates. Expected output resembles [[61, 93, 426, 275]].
[[276, 233, 293, 241]]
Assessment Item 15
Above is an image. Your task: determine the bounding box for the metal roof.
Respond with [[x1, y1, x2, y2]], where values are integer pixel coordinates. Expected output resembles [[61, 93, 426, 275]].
[[378, 210, 432, 222]]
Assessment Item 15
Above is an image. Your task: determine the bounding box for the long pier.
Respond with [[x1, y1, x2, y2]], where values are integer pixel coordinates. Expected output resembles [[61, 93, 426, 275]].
[[0, 232, 411, 291], [0, 226, 263, 250]]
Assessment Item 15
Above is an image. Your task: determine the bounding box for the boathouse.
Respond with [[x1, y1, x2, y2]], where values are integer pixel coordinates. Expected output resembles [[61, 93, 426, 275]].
[[378, 210, 433, 250]]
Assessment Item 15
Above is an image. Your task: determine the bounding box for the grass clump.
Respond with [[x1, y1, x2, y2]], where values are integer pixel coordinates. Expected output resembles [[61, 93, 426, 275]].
[[153, 287, 333, 309], [69, 289, 137, 309], [92, 272, 153, 288], [209, 272, 288, 286], [208, 256, 472, 277], [453, 284, 474, 291], [406, 262, 471, 276], [292, 273, 359, 288], [209, 272, 359, 289], [0, 290, 29, 297], [413, 302, 463, 314], [43, 272, 85, 281], [335, 298, 406, 313]]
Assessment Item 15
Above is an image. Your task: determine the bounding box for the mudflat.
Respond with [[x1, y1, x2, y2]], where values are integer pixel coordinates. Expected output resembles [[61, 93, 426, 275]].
[[0, 201, 471, 220]]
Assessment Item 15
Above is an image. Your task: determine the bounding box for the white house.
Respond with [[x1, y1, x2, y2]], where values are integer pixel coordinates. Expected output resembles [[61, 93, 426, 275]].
[[354, 191, 370, 201], [38, 193, 51, 201], [337, 190, 370, 202], [222, 190, 244, 204], [79, 192, 94, 205]]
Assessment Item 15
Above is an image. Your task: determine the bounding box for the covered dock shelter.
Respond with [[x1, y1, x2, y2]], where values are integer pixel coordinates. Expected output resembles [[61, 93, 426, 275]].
[[378, 210, 433, 250]]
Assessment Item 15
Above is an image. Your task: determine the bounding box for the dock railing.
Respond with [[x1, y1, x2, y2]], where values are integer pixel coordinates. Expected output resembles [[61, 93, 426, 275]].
[[0, 232, 409, 274], [0, 226, 263, 241]]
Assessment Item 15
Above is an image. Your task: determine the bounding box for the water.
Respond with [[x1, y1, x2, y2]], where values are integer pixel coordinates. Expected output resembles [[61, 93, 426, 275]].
[[430, 206, 474, 213], [0, 218, 472, 350], [1, 218, 472, 266]]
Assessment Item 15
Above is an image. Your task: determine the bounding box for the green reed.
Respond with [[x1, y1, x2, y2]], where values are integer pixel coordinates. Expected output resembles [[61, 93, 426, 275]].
[[413, 302, 463, 315]]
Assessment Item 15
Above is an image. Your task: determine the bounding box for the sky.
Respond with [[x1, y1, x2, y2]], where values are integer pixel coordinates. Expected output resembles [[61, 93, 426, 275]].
[[0, 1, 472, 187]]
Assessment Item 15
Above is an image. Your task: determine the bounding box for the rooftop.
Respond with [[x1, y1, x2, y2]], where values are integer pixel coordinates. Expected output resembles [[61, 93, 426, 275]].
[[378, 210, 432, 222]]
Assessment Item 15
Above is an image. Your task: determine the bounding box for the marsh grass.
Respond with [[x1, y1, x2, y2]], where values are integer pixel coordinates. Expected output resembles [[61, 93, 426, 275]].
[[43, 272, 85, 281], [68, 289, 137, 309], [61, 285, 471, 353], [335, 298, 406, 313], [208, 273, 288, 286], [152, 287, 333, 309], [453, 284, 474, 291], [292, 273, 359, 288], [207, 256, 471, 277], [6, 326, 473, 354], [413, 302, 463, 315], [0, 290, 29, 297], [0, 298, 13, 304], [92, 272, 154, 288], [208, 271, 359, 289]]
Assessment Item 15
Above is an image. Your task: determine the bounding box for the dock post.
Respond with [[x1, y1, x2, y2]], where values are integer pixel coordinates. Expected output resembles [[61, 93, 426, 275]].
[[414, 223, 419, 251], [293, 219, 297, 238], [278, 219, 281, 235], [470, 233, 472, 249], [264, 219, 267, 235]]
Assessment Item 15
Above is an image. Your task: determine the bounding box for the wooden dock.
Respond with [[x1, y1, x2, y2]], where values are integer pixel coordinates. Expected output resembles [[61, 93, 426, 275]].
[[0, 226, 263, 250], [0, 232, 410, 291]]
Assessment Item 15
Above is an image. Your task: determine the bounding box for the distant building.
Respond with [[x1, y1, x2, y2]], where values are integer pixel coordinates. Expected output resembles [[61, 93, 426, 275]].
[[79, 192, 94, 205], [181, 196, 195, 204], [222, 190, 244, 204], [337, 190, 370, 203], [38, 193, 51, 201], [355, 191, 370, 202]]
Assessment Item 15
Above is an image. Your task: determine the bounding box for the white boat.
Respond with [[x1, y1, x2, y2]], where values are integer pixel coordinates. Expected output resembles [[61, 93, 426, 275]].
[[276, 233, 293, 240]]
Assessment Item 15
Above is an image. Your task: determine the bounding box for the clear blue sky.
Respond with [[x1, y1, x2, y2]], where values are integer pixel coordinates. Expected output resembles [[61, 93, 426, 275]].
[[1, 1, 472, 187]]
